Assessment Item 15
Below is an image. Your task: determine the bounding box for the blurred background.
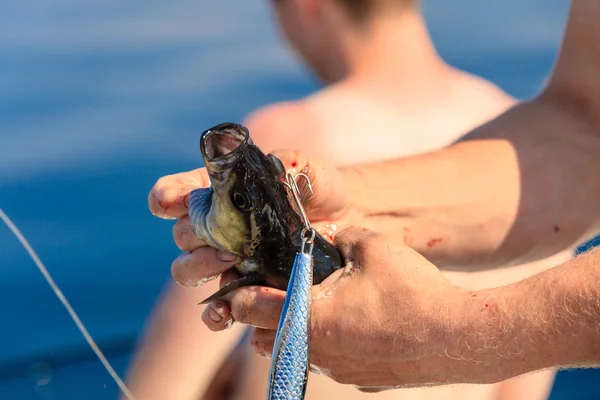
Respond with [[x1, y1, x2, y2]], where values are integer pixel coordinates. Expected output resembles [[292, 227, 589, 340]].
[[1, 0, 599, 399]]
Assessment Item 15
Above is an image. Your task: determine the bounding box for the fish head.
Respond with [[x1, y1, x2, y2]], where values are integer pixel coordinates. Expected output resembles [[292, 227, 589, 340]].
[[189, 122, 294, 260]]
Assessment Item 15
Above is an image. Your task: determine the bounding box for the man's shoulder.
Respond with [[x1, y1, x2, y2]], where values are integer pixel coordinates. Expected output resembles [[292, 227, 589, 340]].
[[243, 100, 308, 130], [241, 100, 320, 152]]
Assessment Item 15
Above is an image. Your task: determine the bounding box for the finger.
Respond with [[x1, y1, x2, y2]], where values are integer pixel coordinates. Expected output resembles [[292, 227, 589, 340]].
[[173, 216, 207, 251], [148, 168, 209, 219], [171, 247, 240, 287], [227, 285, 286, 329], [250, 328, 276, 358], [202, 300, 235, 332]]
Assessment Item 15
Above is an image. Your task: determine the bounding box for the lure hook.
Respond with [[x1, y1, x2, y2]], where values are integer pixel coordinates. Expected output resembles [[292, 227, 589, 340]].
[[283, 172, 316, 255], [283, 172, 314, 237]]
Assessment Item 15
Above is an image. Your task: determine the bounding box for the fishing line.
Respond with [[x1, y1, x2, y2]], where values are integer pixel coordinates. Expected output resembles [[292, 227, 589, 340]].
[[0, 208, 136, 400]]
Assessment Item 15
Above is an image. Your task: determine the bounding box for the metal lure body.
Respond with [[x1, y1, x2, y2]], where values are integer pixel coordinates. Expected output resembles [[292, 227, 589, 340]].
[[267, 251, 313, 400]]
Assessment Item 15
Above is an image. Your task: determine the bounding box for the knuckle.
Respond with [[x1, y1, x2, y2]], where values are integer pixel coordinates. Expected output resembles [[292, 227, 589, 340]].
[[170, 256, 186, 284], [149, 176, 181, 218], [151, 177, 169, 199], [171, 257, 187, 286], [231, 294, 250, 324], [310, 318, 326, 344], [154, 175, 171, 190], [172, 218, 189, 250], [154, 177, 178, 202]]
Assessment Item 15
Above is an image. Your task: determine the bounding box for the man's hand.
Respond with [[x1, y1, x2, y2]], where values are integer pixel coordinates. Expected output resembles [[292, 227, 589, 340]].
[[201, 227, 472, 390], [201, 228, 600, 390]]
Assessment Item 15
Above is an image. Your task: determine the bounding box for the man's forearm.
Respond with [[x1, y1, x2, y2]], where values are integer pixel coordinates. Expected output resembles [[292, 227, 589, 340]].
[[454, 246, 600, 383], [341, 98, 600, 268]]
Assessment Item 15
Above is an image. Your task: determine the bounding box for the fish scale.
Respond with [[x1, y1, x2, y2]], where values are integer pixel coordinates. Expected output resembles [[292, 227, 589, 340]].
[[267, 252, 313, 400]]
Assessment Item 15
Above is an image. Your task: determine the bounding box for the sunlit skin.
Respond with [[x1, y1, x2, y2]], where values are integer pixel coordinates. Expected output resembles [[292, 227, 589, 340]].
[[122, 0, 600, 399], [184, 0, 600, 389]]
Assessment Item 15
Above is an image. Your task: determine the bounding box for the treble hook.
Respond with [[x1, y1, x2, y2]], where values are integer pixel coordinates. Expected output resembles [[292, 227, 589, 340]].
[[283, 172, 313, 231], [283, 172, 316, 252]]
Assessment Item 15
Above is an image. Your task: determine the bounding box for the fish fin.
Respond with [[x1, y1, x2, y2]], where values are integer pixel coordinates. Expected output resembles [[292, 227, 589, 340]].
[[198, 273, 263, 305]]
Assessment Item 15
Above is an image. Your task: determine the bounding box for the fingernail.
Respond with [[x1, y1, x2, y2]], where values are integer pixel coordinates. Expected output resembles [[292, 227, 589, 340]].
[[216, 250, 239, 263], [207, 305, 223, 323]]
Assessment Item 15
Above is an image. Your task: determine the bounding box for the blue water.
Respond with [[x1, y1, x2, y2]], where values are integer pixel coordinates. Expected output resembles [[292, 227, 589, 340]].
[[1, 0, 599, 399]]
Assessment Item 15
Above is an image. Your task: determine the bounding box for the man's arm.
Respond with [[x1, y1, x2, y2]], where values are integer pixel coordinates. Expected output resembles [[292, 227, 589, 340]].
[[341, 100, 600, 268], [205, 227, 600, 388], [454, 245, 600, 383], [338, 1, 600, 269]]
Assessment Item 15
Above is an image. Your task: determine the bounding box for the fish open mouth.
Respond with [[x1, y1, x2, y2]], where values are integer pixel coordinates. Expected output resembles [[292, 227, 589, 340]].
[[200, 122, 250, 162]]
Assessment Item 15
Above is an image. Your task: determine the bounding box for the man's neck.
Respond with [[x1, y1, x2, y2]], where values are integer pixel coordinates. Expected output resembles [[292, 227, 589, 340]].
[[339, 11, 454, 87]]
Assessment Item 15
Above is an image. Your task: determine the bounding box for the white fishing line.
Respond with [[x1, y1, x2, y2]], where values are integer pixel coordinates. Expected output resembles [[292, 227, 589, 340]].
[[0, 208, 136, 400]]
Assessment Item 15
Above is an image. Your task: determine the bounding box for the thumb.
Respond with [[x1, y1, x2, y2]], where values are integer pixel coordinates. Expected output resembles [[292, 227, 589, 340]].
[[270, 149, 348, 221], [332, 226, 384, 268]]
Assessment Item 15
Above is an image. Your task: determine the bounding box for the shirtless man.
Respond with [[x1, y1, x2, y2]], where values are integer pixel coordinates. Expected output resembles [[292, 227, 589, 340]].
[[128, 0, 572, 399], [178, 0, 600, 390]]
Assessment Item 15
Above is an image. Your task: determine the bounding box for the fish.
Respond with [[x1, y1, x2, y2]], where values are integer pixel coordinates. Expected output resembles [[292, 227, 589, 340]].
[[188, 122, 343, 304]]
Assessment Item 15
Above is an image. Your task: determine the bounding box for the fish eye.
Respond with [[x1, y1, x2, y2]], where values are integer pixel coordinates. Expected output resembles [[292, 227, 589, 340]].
[[233, 191, 252, 210]]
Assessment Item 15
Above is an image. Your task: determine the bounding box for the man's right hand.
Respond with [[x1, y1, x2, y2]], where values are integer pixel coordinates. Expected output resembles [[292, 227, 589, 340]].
[[202, 227, 600, 390]]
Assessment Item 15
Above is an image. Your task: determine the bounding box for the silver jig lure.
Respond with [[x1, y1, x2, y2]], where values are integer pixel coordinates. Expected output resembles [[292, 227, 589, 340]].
[[266, 172, 315, 400]]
